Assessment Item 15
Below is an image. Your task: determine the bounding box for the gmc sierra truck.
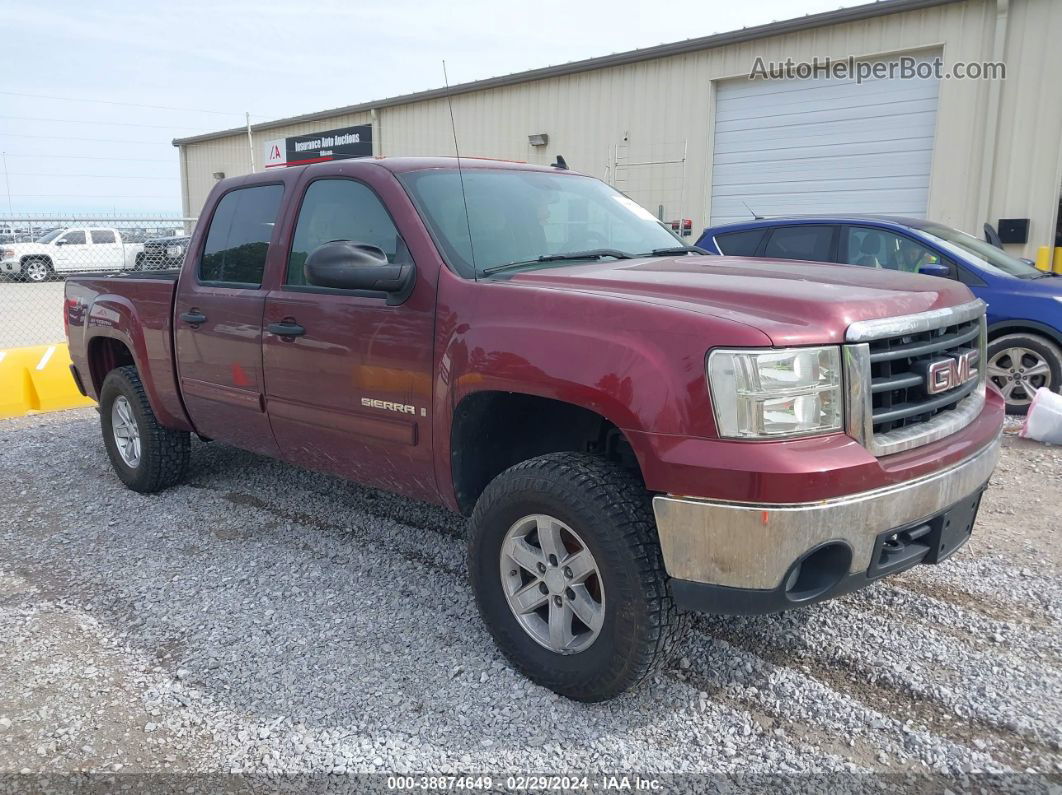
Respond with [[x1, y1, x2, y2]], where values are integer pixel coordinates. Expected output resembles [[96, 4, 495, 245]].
[[65, 157, 1004, 701]]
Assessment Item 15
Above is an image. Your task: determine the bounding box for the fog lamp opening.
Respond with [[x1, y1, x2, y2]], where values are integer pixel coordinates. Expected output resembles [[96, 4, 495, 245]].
[[783, 542, 852, 603]]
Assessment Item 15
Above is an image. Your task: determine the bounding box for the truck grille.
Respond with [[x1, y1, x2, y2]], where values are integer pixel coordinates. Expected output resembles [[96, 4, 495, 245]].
[[845, 300, 987, 457]]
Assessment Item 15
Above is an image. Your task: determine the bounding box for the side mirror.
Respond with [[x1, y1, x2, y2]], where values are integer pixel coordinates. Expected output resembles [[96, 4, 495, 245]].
[[55, 239, 66, 246], [304, 240, 415, 304], [919, 262, 951, 278], [983, 223, 1004, 250]]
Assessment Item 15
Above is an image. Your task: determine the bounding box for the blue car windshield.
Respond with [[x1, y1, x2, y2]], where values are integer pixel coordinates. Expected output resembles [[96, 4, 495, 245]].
[[919, 223, 1044, 279]]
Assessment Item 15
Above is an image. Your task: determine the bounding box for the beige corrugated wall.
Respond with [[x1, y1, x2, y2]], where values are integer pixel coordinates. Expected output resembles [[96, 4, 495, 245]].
[[178, 0, 1062, 258]]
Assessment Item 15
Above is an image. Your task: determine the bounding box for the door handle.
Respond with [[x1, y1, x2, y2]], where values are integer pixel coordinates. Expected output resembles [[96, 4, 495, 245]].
[[268, 321, 305, 338], [180, 310, 207, 326]]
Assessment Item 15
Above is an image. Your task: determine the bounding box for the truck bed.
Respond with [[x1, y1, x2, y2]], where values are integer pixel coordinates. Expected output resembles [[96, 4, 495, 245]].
[[64, 271, 187, 428]]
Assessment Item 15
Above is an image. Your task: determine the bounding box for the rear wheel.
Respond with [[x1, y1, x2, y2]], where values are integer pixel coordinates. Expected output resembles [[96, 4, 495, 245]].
[[469, 453, 684, 701], [100, 365, 190, 492], [986, 333, 1062, 414]]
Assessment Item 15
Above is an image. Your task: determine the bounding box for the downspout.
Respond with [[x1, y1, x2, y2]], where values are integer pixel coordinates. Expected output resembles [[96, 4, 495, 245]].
[[178, 145, 191, 219], [371, 108, 380, 157], [976, 0, 1009, 227]]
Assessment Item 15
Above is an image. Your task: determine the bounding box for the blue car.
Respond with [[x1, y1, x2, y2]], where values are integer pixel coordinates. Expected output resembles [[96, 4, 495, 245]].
[[696, 216, 1062, 414]]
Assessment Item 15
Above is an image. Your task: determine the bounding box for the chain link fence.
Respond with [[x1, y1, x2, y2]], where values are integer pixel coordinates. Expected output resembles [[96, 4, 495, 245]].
[[0, 216, 196, 348]]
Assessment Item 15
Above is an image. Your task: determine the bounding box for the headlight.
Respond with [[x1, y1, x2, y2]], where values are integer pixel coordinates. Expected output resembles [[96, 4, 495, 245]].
[[0, 248, 13, 259], [707, 346, 843, 439]]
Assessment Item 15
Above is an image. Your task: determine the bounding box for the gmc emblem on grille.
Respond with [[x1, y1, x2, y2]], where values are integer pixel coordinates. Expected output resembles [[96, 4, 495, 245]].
[[924, 349, 979, 394]]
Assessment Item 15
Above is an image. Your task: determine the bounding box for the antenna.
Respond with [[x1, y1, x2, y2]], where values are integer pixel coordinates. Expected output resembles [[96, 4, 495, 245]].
[[741, 199, 763, 220], [442, 60, 478, 277]]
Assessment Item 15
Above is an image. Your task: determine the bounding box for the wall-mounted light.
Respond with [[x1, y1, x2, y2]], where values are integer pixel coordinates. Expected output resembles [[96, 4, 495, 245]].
[[528, 133, 549, 147], [212, 171, 225, 181]]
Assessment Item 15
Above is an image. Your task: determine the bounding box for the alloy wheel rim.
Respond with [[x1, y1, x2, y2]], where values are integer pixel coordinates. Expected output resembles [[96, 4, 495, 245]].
[[499, 513, 605, 655], [27, 262, 47, 281], [986, 346, 1051, 406], [111, 395, 141, 467]]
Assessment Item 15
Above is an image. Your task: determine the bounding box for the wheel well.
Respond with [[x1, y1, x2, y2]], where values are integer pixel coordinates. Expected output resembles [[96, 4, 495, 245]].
[[988, 325, 1062, 349], [87, 338, 135, 395], [20, 255, 52, 267], [450, 391, 641, 515]]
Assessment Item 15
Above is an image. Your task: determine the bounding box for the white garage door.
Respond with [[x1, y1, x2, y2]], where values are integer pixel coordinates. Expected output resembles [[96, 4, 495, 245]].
[[710, 54, 940, 226]]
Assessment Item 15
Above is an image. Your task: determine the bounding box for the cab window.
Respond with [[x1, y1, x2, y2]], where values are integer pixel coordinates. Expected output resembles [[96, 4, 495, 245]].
[[91, 230, 116, 244], [714, 229, 766, 256], [199, 184, 284, 286], [762, 225, 836, 262], [58, 230, 86, 245], [841, 227, 939, 273], [286, 179, 408, 287]]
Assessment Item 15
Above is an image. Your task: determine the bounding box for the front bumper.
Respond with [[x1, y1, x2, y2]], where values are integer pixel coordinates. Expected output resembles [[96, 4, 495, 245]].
[[653, 432, 1000, 614]]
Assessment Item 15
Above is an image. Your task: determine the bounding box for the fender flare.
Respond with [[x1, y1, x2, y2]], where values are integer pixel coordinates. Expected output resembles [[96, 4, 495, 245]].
[[84, 295, 193, 431]]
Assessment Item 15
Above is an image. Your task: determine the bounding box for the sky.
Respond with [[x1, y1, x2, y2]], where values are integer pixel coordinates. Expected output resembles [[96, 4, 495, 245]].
[[1, 0, 858, 216]]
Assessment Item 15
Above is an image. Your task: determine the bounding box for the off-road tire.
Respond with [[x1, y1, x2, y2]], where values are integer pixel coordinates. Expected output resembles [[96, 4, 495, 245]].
[[469, 452, 685, 701], [100, 365, 190, 493], [987, 333, 1062, 415]]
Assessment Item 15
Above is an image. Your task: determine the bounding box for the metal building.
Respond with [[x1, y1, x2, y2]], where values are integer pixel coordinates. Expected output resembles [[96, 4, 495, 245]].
[[173, 0, 1062, 259]]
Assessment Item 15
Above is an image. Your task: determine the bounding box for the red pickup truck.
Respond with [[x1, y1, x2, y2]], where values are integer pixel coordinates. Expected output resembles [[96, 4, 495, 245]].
[[65, 157, 1004, 701]]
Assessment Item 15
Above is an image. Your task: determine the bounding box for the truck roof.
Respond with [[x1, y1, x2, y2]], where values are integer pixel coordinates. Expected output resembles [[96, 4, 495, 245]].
[[247, 156, 576, 183]]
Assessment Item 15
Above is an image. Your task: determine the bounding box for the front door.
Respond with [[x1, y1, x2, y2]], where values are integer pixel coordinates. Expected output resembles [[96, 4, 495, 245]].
[[174, 183, 285, 456], [262, 176, 437, 501], [53, 229, 87, 271]]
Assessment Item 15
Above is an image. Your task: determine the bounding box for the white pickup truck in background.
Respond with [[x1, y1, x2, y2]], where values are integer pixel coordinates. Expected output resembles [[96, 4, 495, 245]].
[[0, 227, 145, 282]]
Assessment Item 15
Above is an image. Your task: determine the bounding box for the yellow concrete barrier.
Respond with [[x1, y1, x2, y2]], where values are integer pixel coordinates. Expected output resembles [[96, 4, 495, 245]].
[[1054, 247, 1062, 275], [0, 343, 95, 420], [1035, 246, 1052, 272]]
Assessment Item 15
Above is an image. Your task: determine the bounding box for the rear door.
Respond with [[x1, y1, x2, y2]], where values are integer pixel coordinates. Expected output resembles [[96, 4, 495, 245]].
[[89, 229, 123, 270], [174, 183, 285, 456], [262, 174, 438, 501]]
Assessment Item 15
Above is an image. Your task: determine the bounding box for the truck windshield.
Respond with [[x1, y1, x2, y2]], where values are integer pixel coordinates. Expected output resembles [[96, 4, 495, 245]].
[[36, 229, 63, 244], [399, 168, 682, 278], [918, 223, 1046, 279]]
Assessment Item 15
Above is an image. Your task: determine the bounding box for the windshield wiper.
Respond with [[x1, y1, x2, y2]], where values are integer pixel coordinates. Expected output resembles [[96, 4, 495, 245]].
[[481, 249, 632, 276], [640, 245, 712, 257]]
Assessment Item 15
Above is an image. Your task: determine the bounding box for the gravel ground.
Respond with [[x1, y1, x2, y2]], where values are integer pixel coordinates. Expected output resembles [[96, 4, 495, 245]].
[[0, 409, 1059, 788]]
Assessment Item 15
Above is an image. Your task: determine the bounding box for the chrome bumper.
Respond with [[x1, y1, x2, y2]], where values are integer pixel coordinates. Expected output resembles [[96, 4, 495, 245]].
[[652, 433, 1001, 591]]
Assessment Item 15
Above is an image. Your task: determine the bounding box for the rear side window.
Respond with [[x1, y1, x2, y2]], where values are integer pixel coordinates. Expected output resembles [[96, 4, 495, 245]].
[[715, 229, 766, 256], [286, 179, 407, 287], [763, 225, 836, 262], [199, 185, 283, 286], [91, 230, 116, 244]]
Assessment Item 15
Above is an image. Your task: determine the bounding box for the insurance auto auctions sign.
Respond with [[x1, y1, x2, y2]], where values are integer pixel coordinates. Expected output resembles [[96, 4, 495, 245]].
[[263, 124, 373, 168]]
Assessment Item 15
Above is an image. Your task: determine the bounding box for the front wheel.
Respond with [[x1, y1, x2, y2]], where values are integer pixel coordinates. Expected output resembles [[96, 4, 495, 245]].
[[100, 365, 190, 492], [986, 333, 1062, 414], [22, 258, 51, 282], [469, 453, 684, 701]]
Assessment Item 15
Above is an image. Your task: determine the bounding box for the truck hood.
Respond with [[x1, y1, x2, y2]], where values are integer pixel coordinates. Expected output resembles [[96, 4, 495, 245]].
[[505, 255, 976, 346], [1, 242, 50, 256]]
